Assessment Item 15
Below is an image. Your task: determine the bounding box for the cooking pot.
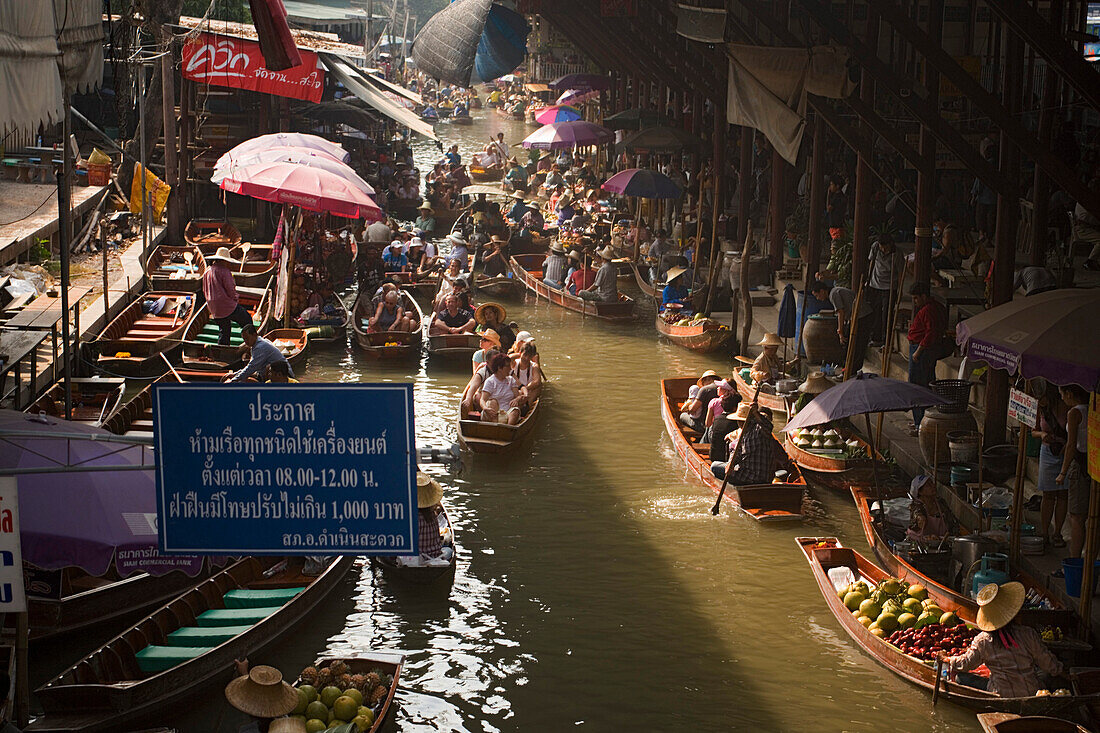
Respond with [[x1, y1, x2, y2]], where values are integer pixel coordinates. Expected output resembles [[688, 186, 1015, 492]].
[[952, 534, 1000, 571]]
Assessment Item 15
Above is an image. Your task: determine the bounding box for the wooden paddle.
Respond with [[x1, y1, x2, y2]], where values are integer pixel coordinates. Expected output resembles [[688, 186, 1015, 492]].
[[238, 243, 251, 272], [711, 384, 761, 515], [183, 249, 194, 274], [932, 658, 944, 706], [160, 352, 185, 383]]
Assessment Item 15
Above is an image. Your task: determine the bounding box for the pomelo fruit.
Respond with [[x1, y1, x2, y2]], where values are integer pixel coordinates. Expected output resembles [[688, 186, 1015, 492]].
[[857, 615, 874, 628], [940, 611, 960, 627], [333, 696, 359, 722], [924, 605, 943, 619], [879, 578, 902, 596], [915, 611, 939, 629], [320, 685, 343, 708], [858, 599, 881, 619], [843, 590, 866, 611], [352, 715, 372, 732], [293, 688, 311, 715], [358, 706, 375, 724], [306, 719, 328, 733], [876, 612, 899, 633], [299, 685, 319, 704], [897, 612, 917, 629], [342, 688, 364, 707], [908, 584, 928, 601], [869, 627, 886, 638], [902, 598, 922, 614], [306, 701, 329, 722]]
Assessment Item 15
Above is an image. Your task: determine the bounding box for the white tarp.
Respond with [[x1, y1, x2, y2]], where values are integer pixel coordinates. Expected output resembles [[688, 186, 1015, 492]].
[[0, 0, 103, 137], [320, 53, 437, 140], [726, 44, 854, 165]]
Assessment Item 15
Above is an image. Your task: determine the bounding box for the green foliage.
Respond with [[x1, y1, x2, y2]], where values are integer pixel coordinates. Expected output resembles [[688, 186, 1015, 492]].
[[826, 221, 853, 287], [181, 0, 251, 22], [29, 238, 50, 264]]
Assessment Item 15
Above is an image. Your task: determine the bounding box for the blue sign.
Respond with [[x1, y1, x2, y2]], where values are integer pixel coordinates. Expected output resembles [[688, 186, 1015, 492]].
[[153, 384, 417, 555]]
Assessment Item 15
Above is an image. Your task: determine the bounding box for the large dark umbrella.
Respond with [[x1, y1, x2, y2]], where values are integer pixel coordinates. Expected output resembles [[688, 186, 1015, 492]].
[[601, 168, 682, 199], [549, 73, 610, 91], [603, 107, 666, 131], [617, 125, 705, 154], [411, 0, 529, 87]]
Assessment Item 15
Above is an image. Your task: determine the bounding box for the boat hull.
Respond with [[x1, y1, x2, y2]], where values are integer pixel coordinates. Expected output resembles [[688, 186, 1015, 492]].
[[351, 289, 424, 359], [655, 315, 733, 353], [510, 254, 636, 322]]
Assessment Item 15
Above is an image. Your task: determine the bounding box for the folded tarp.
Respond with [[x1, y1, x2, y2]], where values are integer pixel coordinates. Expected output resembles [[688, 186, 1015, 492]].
[[320, 53, 437, 140], [726, 44, 854, 165]]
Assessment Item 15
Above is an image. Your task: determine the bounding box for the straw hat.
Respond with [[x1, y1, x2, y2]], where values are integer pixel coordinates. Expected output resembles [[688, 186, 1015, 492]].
[[269, 718, 308, 733], [446, 232, 466, 246], [490, 234, 507, 244], [798, 371, 834, 394], [567, 249, 582, 262], [475, 302, 506, 325], [975, 581, 1025, 632], [515, 330, 534, 345], [729, 402, 753, 422], [757, 333, 783, 348], [207, 246, 241, 265], [478, 328, 502, 348], [512, 190, 526, 200], [697, 369, 720, 386], [666, 266, 688, 283], [595, 245, 616, 260], [418, 202, 434, 213], [549, 241, 566, 254], [224, 666, 298, 718], [417, 472, 444, 509]]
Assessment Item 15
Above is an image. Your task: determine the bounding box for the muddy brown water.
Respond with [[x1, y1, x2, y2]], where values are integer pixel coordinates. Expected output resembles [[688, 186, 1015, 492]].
[[32, 108, 978, 731]]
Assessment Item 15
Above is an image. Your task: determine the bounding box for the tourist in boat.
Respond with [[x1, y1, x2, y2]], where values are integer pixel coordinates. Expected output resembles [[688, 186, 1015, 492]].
[[709, 397, 749, 478], [710, 404, 793, 483], [703, 379, 738, 441], [463, 346, 499, 412], [369, 290, 412, 333], [453, 276, 473, 311], [906, 282, 949, 433], [793, 371, 833, 413], [382, 241, 410, 272], [268, 360, 298, 383], [224, 664, 299, 729], [505, 158, 529, 193], [750, 333, 798, 384], [475, 303, 515, 352], [472, 329, 502, 373], [679, 370, 721, 432], [415, 203, 437, 238], [810, 279, 872, 369], [1056, 383, 1091, 562], [366, 216, 393, 244], [223, 325, 294, 383], [435, 259, 463, 309], [555, 195, 576, 226], [445, 144, 462, 167], [1032, 381, 1069, 550], [202, 247, 251, 346], [566, 252, 595, 295], [415, 235, 443, 276], [906, 474, 954, 542], [506, 191, 528, 223], [661, 267, 690, 309], [578, 246, 619, 303], [940, 581, 1065, 696], [447, 232, 470, 271], [430, 293, 476, 335], [479, 352, 526, 425], [511, 339, 541, 409], [542, 242, 568, 289]]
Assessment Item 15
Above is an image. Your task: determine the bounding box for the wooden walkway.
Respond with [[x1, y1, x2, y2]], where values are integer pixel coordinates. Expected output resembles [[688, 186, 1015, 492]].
[[0, 181, 108, 264]]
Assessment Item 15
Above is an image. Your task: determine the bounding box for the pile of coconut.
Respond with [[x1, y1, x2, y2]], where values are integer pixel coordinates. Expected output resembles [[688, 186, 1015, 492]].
[[789, 427, 861, 454]]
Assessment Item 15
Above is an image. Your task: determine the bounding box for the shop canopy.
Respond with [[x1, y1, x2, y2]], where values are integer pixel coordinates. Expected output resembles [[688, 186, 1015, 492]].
[[320, 54, 437, 140]]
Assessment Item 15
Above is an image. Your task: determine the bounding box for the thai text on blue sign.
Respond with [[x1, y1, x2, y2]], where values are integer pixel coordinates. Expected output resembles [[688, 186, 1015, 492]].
[[154, 384, 417, 555]]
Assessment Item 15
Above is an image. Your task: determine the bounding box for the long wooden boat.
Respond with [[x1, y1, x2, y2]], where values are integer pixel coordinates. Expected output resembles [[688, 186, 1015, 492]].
[[296, 656, 404, 733], [351, 288, 425, 359], [24, 378, 125, 427], [660, 377, 806, 521], [496, 107, 525, 120], [263, 328, 309, 370], [29, 556, 354, 732], [510, 254, 636, 322], [427, 332, 480, 361], [93, 292, 195, 377], [300, 293, 350, 346], [732, 367, 792, 417], [372, 501, 457, 583], [797, 537, 1099, 715], [631, 262, 657, 298], [103, 376, 169, 438], [226, 243, 276, 288], [144, 245, 206, 292], [473, 272, 521, 299], [470, 164, 504, 183], [180, 282, 272, 369], [385, 270, 439, 303], [655, 313, 733, 354], [977, 713, 1091, 733], [184, 219, 242, 254], [458, 369, 546, 453], [449, 114, 474, 125], [783, 422, 878, 491], [24, 562, 217, 642]]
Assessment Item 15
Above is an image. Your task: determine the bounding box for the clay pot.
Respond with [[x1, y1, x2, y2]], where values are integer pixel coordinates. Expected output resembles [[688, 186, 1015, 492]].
[[920, 408, 978, 467], [803, 312, 845, 365]]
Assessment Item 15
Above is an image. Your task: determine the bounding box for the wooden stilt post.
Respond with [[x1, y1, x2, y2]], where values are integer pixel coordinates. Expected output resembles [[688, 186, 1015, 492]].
[[797, 113, 825, 358]]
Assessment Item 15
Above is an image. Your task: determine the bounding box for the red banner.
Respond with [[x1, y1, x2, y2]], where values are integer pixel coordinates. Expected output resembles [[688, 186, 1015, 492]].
[[182, 32, 323, 103]]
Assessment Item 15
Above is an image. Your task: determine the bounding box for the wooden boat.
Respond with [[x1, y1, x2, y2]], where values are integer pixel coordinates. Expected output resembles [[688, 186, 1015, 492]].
[[372, 502, 457, 583], [783, 422, 878, 491], [226, 243, 276, 288], [510, 254, 636, 322], [458, 371, 545, 453], [731, 367, 792, 417], [296, 656, 404, 733], [24, 562, 217, 642], [184, 219, 241, 254], [180, 283, 273, 369], [977, 713, 1091, 733], [385, 270, 439, 303], [263, 328, 309, 370], [427, 332, 481, 361], [93, 292, 195, 376], [655, 312, 733, 354], [103, 376, 167, 438], [470, 164, 504, 183], [796, 537, 1100, 715], [496, 107, 525, 120], [300, 292, 350, 346], [29, 556, 354, 732], [24, 378, 125, 427], [449, 114, 474, 125], [469, 96, 482, 109], [144, 245, 206, 292], [659, 377, 806, 521], [631, 262, 657, 298], [473, 272, 521, 299], [351, 288, 425, 359]]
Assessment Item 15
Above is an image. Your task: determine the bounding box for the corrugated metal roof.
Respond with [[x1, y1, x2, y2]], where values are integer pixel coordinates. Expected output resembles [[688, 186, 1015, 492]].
[[178, 15, 366, 59], [283, 1, 365, 23]]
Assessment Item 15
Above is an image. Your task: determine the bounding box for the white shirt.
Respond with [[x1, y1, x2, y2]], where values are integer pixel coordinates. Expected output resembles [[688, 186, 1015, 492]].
[[482, 374, 519, 406], [367, 221, 392, 243]]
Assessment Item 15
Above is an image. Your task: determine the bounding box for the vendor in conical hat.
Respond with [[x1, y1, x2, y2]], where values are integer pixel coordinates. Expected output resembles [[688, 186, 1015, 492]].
[[416, 472, 445, 559], [475, 302, 514, 351], [940, 581, 1066, 697], [225, 664, 299, 725], [750, 333, 799, 385], [793, 371, 834, 413]]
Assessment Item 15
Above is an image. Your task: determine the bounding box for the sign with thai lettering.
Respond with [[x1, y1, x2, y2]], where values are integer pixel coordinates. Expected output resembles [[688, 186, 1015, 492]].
[[181, 32, 324, 103], [154, 385, 417, 555], [1007, 387, 1038, 429], [0, 478, 27, 612]]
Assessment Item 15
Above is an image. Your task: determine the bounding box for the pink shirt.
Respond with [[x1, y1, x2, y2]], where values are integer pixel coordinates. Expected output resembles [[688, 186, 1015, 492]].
[[203, 264, 239, 319], [708, 397, 724, 421]]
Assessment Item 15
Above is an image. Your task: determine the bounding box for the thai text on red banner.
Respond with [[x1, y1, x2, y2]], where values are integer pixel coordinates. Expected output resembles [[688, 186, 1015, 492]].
[[182, 32, 323, 103]]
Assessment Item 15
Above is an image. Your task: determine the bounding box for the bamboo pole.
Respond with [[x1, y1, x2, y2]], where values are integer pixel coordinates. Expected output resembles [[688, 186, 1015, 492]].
[[1080, 477, 1100, 638], [843, 281, 866, 380], [740, 223, 753, 353], [1008, 422, 1029, 569], [876, 268, 909, 446]]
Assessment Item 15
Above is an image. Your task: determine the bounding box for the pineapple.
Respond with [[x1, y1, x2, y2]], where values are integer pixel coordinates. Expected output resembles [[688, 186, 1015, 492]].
[[336, 673, 352, 690], [368, 684, 386, 706], [300, 666, 320, 687], [329, 660, 350, 677], [349, 673, 368, 692], [317, 667, 334, 686], [364, 671, 381, 692]]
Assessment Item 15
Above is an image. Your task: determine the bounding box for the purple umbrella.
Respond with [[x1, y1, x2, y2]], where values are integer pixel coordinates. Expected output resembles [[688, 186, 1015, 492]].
[[602, 168, 682, 199], [782, 373, 950, 433], [0, 410, 206, 577], [521, 120, 614, 150], [557, 88, 600, 106], [956, 288, 1100, 390], [534, 105, 582, 124], [549, 73, 610, 90]]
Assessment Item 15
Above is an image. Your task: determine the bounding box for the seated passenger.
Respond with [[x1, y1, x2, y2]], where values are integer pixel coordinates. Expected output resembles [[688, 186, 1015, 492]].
[[368, 290, 411, 333], [482, 236, 509, 277], [565, 252, 595, 295], [479, 352, 525, 425], [382, 241, 409, 272], [750, 333, 798, 384], [511, 340, 542, 405], [474, 302, 515, 351], [661, 266, 690, 310], [430, 293, 475, 335], [542, 242, 568, 290], [463, 346, 499, 412]]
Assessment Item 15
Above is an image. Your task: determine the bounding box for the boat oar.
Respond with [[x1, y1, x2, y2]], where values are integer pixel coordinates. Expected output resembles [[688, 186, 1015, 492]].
[[932, 657, 944, 706], [160, 352, 185, 383], [238, 243, 251, 273], [183, 249, 194, 274], [711, 392, 759, 515]]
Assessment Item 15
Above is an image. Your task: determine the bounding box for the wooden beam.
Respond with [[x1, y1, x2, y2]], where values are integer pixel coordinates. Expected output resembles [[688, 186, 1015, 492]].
[[840, 94, 926, 174], [914, 0, 943, 286]]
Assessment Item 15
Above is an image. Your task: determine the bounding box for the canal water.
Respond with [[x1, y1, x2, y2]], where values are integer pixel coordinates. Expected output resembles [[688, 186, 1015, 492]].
[[37, 108, 978, 731]]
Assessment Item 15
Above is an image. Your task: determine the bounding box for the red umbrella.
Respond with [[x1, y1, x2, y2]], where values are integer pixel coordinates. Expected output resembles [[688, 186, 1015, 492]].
[[220, 162, 383, 220]]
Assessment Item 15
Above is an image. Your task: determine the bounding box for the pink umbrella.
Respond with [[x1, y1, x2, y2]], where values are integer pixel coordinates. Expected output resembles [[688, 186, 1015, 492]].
[[211, 146, 374, 196], [534, 105, 581, 124], [220, 162, 383, 220], [218, 132, 350, 166], [522, 120, 614, 150], [557, 88, 600, 106]]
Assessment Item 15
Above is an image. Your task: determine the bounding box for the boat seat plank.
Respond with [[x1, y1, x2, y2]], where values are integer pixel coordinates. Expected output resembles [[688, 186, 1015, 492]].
[[195, 606, 280, 627], [165, 624, 252, 647], [223, 587, 304, 608], [135, 644, 216, 673]]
